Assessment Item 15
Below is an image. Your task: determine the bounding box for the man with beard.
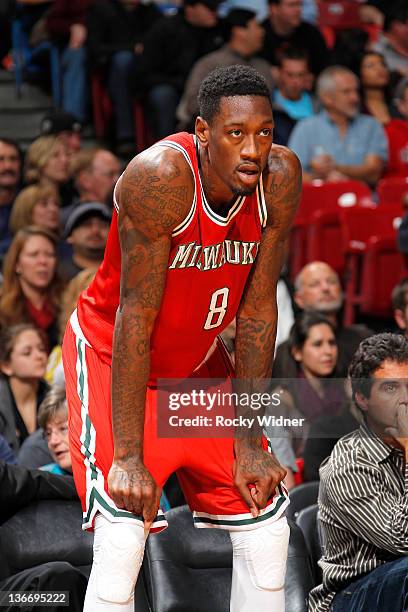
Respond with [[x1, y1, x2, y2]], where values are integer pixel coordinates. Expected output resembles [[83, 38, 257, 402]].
[[288, 66, 388, 185], [60, 202, 111, 281], [0, 138, 22, 257], [272, 261, 372, 378]]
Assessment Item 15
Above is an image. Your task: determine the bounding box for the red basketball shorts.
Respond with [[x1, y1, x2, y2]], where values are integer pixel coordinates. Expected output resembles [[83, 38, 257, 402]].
[[62, 312, 289, 533]]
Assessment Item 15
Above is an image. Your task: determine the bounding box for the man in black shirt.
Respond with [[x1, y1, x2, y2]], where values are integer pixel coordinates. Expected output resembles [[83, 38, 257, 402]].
[[260, 0, 328, 77], [140, 0, 225, 138], [87, 0, 161, 152]]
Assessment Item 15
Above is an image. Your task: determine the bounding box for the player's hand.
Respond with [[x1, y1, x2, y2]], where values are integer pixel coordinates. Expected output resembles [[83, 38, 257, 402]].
[[233, 439, 286, 518], [108, 457, 161, 527]]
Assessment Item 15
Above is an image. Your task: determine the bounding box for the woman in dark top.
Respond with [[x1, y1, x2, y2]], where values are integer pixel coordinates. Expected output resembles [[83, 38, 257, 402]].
[[359, 50, 393, 125], [0, 324, 49, 452], [272, 312, 347, 457]]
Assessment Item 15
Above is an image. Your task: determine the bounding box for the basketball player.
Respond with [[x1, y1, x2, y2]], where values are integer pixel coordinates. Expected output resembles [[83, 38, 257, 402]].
[[62, 65, 301, 611]]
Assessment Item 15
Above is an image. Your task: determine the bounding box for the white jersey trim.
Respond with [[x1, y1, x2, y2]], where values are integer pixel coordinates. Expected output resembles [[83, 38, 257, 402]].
[[112, 172, 125, 213], [151, 140, 197, 237], [70, 309, 92, 347], [257, 174, 268, 229]]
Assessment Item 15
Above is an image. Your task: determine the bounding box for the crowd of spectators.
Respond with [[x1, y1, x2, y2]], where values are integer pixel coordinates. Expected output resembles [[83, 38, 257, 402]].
[[1, 0, 408, 610]]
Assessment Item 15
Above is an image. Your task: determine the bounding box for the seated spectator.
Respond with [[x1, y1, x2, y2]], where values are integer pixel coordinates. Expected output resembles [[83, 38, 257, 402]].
[[0, 138, 22, 258], [177, 9, 272, 131], [310, 333, 408, 612], [272, 48, 316, 145], [0, 227, 64, 349], [38, 385, 71, 475], [359, 50, 393, 125], [288, 66, 388, 185], [260, 0, 328, 78], [87, 0, 161, 153], [273, 262, 372, 378], [40, 110, 83, 158], [392, 277, 408, 337], [271, 312, 346, 456], [9, 184, 60, 236], [66, 147, 121, 225], [373, 1, 408, 79], [60, 202, 111, 281], [0, 324, 49, 453], [384, 77, 408, 178], [140, 0, 225, 139], [24, 135, 72, 207], [45, 0, 91, 123], [46, 267, 96, 385]]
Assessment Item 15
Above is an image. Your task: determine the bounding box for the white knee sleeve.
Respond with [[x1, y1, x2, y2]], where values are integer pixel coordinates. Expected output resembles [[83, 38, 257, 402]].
[[85, 513, 147, 610], [229, 517, 290, 612]]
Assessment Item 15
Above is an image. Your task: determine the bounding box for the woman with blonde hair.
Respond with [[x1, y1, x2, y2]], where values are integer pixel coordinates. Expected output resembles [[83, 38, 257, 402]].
[[24, 135, 71, 206], [0, 226, 64, 350], [9, 184, 60, 235], [46, 267, 96, 385]]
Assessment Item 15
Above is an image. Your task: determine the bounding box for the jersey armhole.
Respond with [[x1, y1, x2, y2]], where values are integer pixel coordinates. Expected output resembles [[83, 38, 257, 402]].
[[152, 140, 197, 237], [112, 172, 124, 213], [257, 174, 268, 229]]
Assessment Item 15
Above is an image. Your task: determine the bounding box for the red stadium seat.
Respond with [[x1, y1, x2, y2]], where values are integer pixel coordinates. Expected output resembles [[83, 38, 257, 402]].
[[377, 177, 408, 207], [317, 1, 381, 47], [340, 205, 405, 323], [288, 180, 372, 279], [317, 1, 361, 29]]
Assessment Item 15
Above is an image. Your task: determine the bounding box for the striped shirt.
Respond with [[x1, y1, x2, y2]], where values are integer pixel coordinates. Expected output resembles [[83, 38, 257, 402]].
[[309, 421, 408, 612]]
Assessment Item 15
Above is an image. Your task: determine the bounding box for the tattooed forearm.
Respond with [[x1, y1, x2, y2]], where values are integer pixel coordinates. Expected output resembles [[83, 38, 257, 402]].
[[111, 148, 194, 462], [234, 147, 301, 412]]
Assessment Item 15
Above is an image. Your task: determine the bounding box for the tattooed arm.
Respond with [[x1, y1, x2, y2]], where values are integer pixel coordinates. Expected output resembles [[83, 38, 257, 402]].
[[108, 147, 194, 523], [234, 145, 301, 517]]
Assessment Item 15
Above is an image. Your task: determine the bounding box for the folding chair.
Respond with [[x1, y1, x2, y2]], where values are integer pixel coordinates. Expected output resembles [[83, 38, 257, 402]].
[[288, 180, 372, 280], [377, 176, 408, 207]]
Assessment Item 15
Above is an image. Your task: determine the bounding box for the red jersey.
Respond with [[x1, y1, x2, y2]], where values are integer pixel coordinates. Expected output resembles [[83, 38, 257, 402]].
[[76, 132, 267, 382]]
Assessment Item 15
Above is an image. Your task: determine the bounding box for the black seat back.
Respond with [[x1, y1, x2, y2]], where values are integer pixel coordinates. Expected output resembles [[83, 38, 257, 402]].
[[143, 505, 314, 612], [296, 504, 322, 585], [286, 482, 320, 522]]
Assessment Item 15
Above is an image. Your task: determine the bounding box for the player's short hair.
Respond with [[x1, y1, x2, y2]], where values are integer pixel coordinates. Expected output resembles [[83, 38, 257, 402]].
[[349, 333, 408, 401], [198, 65, 272, 124], [391, 277, 408, 311]]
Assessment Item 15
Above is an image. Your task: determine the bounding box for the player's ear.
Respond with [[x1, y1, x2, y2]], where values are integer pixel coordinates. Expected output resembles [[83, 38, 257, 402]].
[[195, 116, 210, 148]]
